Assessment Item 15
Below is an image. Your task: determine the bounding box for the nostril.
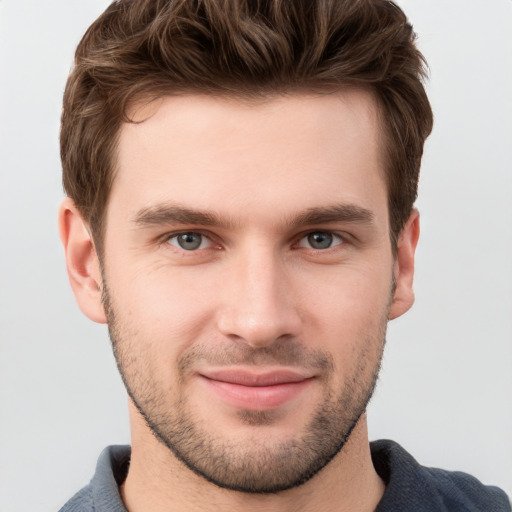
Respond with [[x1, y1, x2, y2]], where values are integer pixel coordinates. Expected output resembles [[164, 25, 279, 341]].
[[216, 306, 302, 348]]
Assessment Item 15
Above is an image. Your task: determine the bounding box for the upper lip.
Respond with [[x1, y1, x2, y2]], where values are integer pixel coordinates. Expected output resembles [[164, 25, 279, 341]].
[[199, 368, 313, 387]]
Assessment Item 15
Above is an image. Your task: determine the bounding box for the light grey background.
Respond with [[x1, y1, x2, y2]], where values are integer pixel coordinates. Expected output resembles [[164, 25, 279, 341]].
[[1, 1, 511, 511]]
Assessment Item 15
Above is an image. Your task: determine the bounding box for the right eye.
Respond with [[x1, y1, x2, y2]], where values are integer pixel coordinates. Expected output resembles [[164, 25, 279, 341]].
[[166, 232, 213, 251]]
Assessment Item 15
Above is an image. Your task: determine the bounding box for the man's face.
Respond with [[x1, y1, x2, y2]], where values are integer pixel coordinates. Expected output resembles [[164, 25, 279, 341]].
[[97, 91, 409, 492]]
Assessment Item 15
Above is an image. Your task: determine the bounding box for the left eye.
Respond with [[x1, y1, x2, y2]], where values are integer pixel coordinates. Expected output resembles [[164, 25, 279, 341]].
[[298, 232, 343, 250], [167, 232, 212, 251]]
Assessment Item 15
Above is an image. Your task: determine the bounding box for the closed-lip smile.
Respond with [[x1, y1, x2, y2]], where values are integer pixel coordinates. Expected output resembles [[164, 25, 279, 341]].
[[198, 367, 315, 410]]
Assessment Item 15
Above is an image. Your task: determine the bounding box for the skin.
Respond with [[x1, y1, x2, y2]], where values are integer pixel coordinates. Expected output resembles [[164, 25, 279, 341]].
[[59, 90, 419, 512]]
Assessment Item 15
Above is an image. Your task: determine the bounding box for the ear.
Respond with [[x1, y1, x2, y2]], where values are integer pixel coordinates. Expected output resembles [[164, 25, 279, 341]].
[[58, 198, 107, 324], [388, 209, 420, 320]]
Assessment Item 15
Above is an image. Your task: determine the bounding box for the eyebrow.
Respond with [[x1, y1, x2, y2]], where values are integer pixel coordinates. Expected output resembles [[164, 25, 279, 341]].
[[133, 202, 374, 230], [287, 204, 374, 229], [134, 204, 237, 229]]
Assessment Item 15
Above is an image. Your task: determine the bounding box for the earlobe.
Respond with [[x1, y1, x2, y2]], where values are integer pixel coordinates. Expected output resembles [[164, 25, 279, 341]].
[[388, 209, 420, 320], [58, 198, 107, 324]]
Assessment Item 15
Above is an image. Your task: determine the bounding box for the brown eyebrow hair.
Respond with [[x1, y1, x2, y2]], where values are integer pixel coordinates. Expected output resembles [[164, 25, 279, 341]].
[[134, 204, 238, 229], [133, 203, 374, 230], [288, 204, 374, 229]]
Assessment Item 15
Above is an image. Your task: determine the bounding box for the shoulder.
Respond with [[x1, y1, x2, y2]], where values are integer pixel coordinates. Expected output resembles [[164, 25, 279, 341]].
[[58, 485, 94, 512], [371, 439, 511, 512], [58, 445, 131, 512]]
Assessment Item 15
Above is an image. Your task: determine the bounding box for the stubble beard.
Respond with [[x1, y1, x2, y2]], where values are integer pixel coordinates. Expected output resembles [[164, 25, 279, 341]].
[[102, 284, 388, 494]]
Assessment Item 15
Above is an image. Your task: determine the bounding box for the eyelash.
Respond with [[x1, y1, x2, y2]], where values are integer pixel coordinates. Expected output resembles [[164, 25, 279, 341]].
[[165, 231, 218, 251], [163, 230, 347, 253]]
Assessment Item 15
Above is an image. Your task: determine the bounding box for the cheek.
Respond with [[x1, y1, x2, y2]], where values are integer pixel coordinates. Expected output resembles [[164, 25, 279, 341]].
[[106, 261, 222, 372], [298, 263, 393, 327], [297, 265, 391, 371]]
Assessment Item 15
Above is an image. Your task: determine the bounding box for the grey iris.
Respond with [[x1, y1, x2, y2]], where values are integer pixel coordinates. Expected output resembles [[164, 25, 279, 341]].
[[308, 232, 333, 249], [177, 233, 202, 250]]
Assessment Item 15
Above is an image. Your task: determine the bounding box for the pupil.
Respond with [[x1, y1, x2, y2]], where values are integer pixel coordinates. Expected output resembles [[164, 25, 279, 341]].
[[308, 232, 332, 249], [178, 233, 201, 250]]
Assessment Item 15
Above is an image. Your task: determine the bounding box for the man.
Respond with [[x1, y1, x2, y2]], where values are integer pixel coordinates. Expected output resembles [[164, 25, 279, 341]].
[[57, 0, 510, 510]]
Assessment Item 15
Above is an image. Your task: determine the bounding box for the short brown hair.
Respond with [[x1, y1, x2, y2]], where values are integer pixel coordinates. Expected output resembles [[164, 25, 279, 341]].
[[61, 0, 433, 254]]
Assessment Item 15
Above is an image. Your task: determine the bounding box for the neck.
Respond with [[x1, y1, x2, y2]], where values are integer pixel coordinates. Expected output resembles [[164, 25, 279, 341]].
[[120, 403, 385, 512]]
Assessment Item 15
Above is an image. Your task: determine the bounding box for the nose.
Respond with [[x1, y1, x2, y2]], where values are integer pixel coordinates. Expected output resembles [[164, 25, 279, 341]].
[[216, 245, 302, 348]]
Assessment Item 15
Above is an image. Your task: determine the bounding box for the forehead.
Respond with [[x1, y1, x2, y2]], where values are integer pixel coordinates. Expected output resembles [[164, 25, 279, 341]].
[[109, 90, 387, 229]]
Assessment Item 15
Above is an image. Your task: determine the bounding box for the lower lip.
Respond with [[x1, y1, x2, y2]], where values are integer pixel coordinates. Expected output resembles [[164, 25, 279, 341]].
[[200, 377, 313, 410]]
